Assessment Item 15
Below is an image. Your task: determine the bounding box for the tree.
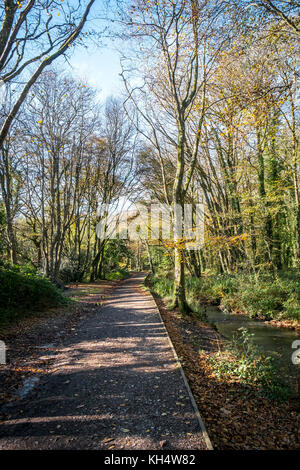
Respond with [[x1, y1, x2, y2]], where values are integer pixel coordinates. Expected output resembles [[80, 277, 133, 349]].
[[0, 135, 22, 264], [0, 0, 96, 148], [90, 98, 137, 281], [20, 72, 98, 280], [121, 0, 227, 312], [256, 0, 300, 37]]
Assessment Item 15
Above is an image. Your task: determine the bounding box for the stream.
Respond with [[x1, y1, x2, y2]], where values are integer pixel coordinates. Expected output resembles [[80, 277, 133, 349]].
[[205, 306, 300, 393]]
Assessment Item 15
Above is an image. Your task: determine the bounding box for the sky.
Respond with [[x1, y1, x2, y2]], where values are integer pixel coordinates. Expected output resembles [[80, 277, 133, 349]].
[[65, 1, 134, 212], [66, 41, 134, 213], [65, 1, 125, 103], [68, 43, 124, 102]]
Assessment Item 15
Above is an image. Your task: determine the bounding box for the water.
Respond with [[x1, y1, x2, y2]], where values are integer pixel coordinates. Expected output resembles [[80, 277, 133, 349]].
[[205, 306, 300, 393]]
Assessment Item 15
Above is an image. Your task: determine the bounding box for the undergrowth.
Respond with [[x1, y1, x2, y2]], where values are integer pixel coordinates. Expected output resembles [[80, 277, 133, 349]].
[[208, 328, 290, 402], [148, 274, 293, 402], [104, 268, 129, 280], [0, 263, 67, 329], [148, 271, 300, 321]]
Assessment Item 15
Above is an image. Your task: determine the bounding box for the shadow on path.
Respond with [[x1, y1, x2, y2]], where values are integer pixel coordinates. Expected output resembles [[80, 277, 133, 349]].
[[0, 273, 208, 450]]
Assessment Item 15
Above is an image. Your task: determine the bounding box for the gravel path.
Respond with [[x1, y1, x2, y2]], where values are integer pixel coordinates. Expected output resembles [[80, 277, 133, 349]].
[[0, 273, 209, 450]]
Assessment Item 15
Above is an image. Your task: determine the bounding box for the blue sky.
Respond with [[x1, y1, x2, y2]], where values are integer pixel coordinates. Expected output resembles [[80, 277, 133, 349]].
[[68, 42, 123, 101], [66, 0, 125, 102]]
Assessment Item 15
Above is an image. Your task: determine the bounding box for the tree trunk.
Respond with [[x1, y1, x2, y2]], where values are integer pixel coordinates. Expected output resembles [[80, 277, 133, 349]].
[[171, 123, 191, 313], [145, 241, 154, 274]]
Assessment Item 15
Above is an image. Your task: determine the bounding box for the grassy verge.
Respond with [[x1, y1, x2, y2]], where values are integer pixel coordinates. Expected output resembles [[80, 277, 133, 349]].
[[0, 265, 67, 331], [148, 271, 300, 323]]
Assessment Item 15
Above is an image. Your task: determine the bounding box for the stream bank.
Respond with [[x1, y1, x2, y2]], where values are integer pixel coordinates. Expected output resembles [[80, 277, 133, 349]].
[[145, 278, 300, 449], [205, 305, 300, 394]]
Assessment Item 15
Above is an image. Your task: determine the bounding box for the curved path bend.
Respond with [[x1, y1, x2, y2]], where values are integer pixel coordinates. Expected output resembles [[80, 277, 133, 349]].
[[0, 273, 211, 450]]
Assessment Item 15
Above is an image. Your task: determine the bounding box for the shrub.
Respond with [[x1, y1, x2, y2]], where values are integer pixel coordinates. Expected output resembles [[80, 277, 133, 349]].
[[186, 274, 239, 306], [282, 294, 300, 321], [189, 271, 300, 321], [149, 270, 300, 321], [239, 275, 300, 320], [0, 265, 67, 329]]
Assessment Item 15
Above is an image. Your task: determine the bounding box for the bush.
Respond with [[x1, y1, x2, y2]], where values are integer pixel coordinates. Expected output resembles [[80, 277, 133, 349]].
[[282, 294, 300, 321], [59, 266, 84, 283], [185, 275, 239, 306], [239, 275, 300, 320], [240, 284, 285, 319], [0, 265, 67, 329]]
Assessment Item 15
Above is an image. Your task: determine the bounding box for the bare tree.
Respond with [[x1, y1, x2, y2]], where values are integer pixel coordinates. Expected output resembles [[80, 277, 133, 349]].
[[257, 0, 300, 37], [20, 72, 98, 280], [121, 0, 227, 312], [90, 98, 138, 281], [0, 0, 96, 148]]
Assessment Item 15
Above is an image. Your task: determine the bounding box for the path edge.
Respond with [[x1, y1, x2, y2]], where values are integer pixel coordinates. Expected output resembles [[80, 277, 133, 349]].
[[139, 278, 214, 451]]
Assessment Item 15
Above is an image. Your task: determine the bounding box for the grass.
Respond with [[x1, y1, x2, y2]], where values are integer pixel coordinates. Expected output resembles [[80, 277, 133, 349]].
[[148, 270, 300, 322], [149, 274, 174, 300], [104, 268, 129, 280]]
